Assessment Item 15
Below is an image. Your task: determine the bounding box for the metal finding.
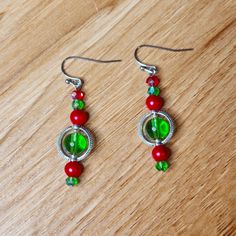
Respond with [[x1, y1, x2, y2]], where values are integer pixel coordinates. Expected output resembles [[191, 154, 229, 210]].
[[134, 44, 194, 75], [61, 56, 122, 89]]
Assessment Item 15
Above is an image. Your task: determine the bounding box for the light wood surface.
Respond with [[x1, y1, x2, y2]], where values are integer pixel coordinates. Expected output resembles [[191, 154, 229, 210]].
[[0, 1, 235, 235]]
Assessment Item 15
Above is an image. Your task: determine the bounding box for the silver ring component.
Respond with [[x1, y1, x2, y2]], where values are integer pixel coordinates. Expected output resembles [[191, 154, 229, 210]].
[[57, 126, 94, 162], [138, 110, 174, 146]]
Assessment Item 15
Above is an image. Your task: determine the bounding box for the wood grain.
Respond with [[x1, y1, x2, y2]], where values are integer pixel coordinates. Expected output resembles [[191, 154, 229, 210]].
[[0, 0, 235, 235]]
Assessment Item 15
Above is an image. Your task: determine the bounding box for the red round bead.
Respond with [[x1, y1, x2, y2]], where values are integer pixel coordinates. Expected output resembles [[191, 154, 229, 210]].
[[146, 95, 164, 110], [146, 75, 160, 87], [70, 110, 89, 125], [72, 90, 85, 100], [64, 161, 83, 177], [152, 145, 170, 161]]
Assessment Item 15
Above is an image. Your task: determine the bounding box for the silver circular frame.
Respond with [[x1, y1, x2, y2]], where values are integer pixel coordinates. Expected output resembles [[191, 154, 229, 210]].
[[138, 110, 174, 146], [57, 126, 94, 161]]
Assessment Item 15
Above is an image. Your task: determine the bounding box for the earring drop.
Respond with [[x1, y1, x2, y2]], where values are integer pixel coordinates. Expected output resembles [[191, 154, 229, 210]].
[[134, 45, 193, 172], [57, 56, 121, 186]]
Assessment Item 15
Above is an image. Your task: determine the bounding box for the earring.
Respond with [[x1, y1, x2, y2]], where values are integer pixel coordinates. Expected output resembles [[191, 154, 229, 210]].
[[57, 56, 121, 187], [134, 45, 193, 172]]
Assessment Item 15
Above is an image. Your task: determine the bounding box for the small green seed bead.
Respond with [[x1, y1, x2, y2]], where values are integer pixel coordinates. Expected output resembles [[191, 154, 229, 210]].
[[72, 100, 85, 110], [155, 161, 169, 172], [66, 177, 79, 186], [148, 86, 160, 96], [155, 162, 162, 171]]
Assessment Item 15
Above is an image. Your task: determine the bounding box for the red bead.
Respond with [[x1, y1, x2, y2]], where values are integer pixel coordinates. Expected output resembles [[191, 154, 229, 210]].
[[152, 145, 170, 161], [146, 75, 160, 87], [146, 95, 164, 110], [64, 161, 83, 177], [72, 90, 85, 100], [70, 110, 89, 125]]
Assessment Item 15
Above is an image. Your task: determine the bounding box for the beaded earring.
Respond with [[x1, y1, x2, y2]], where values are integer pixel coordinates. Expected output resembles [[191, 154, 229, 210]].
[[134, 45, 193, 171], [57, 56, 121, 186]]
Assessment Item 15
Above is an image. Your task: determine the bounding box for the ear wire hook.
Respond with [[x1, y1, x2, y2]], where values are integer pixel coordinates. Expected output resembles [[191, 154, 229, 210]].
[[61, 56, 122, 89], [134, 44, 194, 75]]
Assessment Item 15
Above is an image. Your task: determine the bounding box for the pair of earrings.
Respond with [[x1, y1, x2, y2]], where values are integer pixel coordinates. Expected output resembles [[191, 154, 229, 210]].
[[56, 44, 193, 187]]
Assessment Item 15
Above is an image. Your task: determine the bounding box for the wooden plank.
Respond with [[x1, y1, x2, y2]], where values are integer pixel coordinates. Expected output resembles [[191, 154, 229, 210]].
[[0, 0, 235, 235]]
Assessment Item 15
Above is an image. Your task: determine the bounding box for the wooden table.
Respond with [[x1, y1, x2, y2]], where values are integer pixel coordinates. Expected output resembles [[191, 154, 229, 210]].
[[0, 1, 235, 235]]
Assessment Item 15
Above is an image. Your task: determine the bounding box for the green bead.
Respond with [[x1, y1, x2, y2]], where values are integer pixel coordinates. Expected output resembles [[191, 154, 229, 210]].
[[63, 132, 88, 155], [155, 161, 169, 172], [148, 86, 160, 96], [146, 117, 170, 140], [66, 177, 79, 186], [72, 100, 85, 110]]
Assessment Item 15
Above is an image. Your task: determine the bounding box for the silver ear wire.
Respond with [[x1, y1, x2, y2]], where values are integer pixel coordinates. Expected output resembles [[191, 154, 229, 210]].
[[134, 44, 194, 75], [61, 56, 122, 89]]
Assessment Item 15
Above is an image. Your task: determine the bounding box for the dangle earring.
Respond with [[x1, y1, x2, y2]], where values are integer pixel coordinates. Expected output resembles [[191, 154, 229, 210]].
[[134, 45, 193, 172], [57, 56, 121, 186]]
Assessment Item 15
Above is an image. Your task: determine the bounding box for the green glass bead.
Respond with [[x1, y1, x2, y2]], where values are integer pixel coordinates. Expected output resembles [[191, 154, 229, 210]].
[[148, 86, 160, 96], [66, 177, 79, 186], [146, 117, 170, 140], [63, 132, 88, 155], [155, 161, 169, 172], [72, 100, 85, 110]]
